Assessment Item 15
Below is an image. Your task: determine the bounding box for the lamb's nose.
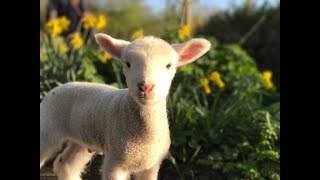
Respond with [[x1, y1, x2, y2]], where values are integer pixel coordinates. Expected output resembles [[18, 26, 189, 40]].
[[138, 83, 154, 93]]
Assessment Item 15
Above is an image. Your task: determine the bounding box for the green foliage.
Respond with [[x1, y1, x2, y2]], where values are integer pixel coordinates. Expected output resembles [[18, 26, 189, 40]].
[[40, 33, 104, 101], [195, 3, 280, 90], [93, 59, 127, 89], [160, 37, 280, 180]]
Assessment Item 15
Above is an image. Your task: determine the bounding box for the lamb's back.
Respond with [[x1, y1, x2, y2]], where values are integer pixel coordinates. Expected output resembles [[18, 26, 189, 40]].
[[41, 82, 127, 148]]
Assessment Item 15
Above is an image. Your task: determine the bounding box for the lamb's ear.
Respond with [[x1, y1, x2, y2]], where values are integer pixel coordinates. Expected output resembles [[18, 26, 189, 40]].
[[172, 38, 211, 67], [95, 33, 130, 60]]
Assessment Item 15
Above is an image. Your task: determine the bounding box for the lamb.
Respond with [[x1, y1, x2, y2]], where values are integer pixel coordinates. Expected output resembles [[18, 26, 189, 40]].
[[40, 33, 211, 180]]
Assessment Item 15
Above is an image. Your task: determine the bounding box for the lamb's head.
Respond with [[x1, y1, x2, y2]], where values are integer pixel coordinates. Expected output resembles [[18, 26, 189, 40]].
[[95, 33, 211, 105]]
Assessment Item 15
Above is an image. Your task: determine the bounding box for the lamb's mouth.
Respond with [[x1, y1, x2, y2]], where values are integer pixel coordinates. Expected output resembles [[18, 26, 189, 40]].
[[135, 93, 159, 105], [138, 92, 155, 100]]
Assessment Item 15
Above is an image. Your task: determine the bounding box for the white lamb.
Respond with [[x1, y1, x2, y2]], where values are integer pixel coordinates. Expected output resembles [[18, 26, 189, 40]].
[[40, 33, 211, 180]]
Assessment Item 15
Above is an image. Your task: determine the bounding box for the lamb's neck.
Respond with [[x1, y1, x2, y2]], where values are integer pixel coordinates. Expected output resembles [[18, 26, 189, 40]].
[[124, 94, 169, 136]]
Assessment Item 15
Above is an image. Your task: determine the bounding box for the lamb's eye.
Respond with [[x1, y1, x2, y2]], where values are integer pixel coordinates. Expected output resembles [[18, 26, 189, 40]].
[[126, 62, 131, 68], [166, 64, 172, 69]]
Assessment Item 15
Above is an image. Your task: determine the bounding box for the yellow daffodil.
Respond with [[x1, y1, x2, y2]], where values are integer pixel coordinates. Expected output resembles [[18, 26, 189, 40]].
[[83, 14, 96, 29], [46, 19, 63, 36], [46, 16, 70, 36], [209, 71, 225, 89], [131, 30, 144, 40], [200, 78, 211, 94], [69, 32, 83, 49], [179, 24, 191, 40], [59, 44, 69, 54], [101, 52, 112, 64], [262, 70, 273, 89], [40, 52, 45, 62], [58, 16, 70, 31], [53, 36, 64, 45], [52, 36, 69, 54], [95, 15, 107, 30]]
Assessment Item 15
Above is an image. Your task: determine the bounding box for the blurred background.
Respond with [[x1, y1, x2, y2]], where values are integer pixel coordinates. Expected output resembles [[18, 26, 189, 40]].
[[40, 0, 280, 179]]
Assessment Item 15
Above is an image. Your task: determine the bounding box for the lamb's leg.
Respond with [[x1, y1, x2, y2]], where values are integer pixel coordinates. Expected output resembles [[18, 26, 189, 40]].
[[53, 142, 94, 180], [40, 144, 60, 169], [40, 131, 63, 169], [133, 163, 161, 180], [102, 156, 130, 180]]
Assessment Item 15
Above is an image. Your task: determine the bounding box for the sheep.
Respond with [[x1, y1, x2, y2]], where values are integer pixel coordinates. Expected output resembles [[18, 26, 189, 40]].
[[40, 33, 211, 180]]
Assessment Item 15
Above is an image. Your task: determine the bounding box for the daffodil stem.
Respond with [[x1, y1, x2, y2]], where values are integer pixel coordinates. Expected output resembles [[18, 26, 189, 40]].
[[46, 35, 58, 64], [69, 47, 75, 62], [212, 92, 220, 117], [83, 28, 89, 45], [75, 21, 82, 34]]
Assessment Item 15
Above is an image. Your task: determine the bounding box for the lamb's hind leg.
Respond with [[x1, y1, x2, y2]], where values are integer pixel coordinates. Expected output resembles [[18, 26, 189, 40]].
[[53, 142, 94, 180], [40, 130, 63, 169]]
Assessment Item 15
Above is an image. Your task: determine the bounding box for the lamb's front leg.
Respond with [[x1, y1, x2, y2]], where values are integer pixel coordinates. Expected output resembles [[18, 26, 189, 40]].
[[102, 156, 130, 180], [133, 163, 161, 180]]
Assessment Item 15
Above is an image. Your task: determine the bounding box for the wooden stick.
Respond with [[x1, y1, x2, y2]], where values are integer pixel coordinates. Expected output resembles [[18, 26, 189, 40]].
[[238, 15, 266, 46]]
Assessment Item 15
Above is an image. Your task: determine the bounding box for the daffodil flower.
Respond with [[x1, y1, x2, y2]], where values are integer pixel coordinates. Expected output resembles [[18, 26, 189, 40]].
[[200, 78, 211, 94], [95, 15, 107, 30], [179, 24, 191, 40], [59, 44, 69, 54], [131, 30, 144, 40], [46, 16, 70, 36], [262, 70, 273, 89], [46, 19, 63, 36], [69, 32, 83, 49], [83, 14, 96, 29], [101, 52, 112, 64], [40, 52, 45, 62], [209, 71, 225, 89]]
